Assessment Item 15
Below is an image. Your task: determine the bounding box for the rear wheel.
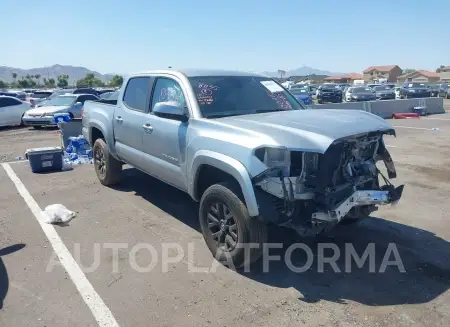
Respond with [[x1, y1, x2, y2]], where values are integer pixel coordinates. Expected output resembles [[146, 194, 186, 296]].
[[93, 138, 122, 185], [199, 182, 267, 268]]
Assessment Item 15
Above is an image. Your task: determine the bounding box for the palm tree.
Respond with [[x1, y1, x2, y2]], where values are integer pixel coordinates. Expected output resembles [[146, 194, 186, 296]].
[[34, 74, 41, 86], [12, 72, 17, 82]]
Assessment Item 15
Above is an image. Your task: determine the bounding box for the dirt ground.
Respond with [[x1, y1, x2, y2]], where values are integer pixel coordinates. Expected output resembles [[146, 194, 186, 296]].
[[0, 104, 449, 327]]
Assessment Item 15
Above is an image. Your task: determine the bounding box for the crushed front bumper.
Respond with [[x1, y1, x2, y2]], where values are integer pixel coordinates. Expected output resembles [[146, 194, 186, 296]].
[[312, 185, 404, 223]]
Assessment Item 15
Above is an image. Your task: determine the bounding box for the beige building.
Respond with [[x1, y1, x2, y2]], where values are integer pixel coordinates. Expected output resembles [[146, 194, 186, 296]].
[[440, 66, 450, 82], [397, 70, 440, 84], [324, 73, 363, 84], [363, 65, 403, 83]]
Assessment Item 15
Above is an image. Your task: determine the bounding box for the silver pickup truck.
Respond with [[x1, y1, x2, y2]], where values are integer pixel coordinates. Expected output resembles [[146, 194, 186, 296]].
[[82, 69, 404, 267]]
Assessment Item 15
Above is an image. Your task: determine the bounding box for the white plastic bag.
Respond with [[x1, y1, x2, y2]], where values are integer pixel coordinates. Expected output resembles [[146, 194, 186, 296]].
[[43, 204, 77, 224]]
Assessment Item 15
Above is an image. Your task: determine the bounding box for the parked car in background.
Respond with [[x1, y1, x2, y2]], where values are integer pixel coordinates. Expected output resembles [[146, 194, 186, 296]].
[[394, 86, 402, 99], [344, 86, 376, 102], [399, 83, 431, 99], [73, 87, 100, 96], [373, 85, 396, 100], [82, 69, 403, 266], [0, 90, 27, 101], [437, 84, 450, 98], [26, 90, 53, 107], [317, 83, 342, 103], [0, 96, 32, 127], [289, 87, 313, 105], [23, 93, 99, 128], [36, 89, 75, 107], [338, 83, 350, 92], [427, 84, 440, 97], [383, 84, 396, 89], [367, 84, 379, 90]]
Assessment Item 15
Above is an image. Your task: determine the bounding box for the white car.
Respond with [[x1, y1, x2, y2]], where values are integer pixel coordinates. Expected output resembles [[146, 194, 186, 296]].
[[0, 96, 32, 127], [394, 86, 401, 99]]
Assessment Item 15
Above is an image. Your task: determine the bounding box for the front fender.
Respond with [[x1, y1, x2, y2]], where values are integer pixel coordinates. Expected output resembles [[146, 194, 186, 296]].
[[88, 120, 118, 157], [188, 150, 259, 217]]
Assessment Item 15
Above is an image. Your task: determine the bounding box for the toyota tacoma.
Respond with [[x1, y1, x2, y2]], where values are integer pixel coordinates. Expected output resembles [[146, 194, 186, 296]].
[[82, 69, 404, 267]]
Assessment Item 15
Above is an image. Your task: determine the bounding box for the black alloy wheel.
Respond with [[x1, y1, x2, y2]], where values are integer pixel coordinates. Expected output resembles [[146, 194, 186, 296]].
[[207, 202, 238, 251]]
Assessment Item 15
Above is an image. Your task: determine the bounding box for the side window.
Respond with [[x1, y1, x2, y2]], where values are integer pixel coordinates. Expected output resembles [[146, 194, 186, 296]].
[[76, 96, 86, 103], [0, 98, 6, 108], [123, 77, 151, 111], [3, 98, 21, 106], [150, 78, 186, 112]]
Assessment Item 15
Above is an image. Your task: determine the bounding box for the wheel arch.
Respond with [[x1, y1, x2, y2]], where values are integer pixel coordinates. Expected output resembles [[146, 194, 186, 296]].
[[189, 150, 259, 217]]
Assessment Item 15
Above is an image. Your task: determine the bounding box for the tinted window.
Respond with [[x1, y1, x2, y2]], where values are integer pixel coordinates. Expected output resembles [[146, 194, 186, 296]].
[[151, 78, 186, 112], [0, 97, 22, 107], [77, 95, 98, 103], [123, 77, 151, 111], [31, 91, 52, 98], [189, 76, 304, 118]]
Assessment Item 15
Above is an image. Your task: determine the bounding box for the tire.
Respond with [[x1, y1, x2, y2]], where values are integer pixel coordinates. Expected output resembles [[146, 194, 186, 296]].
[[199, 182, 268, 268], [93, 138, 122, 185]]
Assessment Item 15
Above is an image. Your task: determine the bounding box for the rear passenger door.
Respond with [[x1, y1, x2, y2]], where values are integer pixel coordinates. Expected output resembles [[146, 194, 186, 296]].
[[114, 76, 154, 169]]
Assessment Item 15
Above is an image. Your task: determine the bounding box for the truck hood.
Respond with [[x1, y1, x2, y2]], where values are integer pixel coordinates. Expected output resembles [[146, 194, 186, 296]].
[[26, 105, 70, 115], [214, 109, 395, 153]]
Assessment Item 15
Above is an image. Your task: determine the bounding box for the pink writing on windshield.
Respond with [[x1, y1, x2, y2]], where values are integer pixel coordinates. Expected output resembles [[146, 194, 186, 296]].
[[197, 83, 219, 105], [270, 93, 292, 109]]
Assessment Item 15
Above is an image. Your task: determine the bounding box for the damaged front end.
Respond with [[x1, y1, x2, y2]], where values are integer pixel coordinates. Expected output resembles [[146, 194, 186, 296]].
[[252, 132, 404, 236]]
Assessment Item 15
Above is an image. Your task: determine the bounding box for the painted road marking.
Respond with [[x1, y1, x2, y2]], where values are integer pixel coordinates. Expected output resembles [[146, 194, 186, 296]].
[[392, 126, 441, 131], [385, 145, 397, 148], [1, 163, 120, 327]]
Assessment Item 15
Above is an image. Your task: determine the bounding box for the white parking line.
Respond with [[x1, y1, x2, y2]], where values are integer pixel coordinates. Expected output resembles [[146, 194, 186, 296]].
[[392, 125, 441, 131], [1, 163, 120, 327], [385, 145, 397, 148]]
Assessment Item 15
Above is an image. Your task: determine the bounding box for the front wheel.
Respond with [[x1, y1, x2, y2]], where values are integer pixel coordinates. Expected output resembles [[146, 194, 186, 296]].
[[93, 138, 122, 185], [199, 182, 267, 268]]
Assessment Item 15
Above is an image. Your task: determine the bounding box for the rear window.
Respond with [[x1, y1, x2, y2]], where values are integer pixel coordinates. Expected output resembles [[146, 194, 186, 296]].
[[31, 92, 52, 98], [123, 77, 151, 111]]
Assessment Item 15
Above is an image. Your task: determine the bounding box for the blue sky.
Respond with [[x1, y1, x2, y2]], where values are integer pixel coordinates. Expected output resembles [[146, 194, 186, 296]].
[[1, 0, 448, 74]]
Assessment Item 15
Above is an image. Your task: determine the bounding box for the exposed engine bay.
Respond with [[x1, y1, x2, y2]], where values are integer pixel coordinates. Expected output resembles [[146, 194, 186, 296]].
[[253, 132, 404, 236]]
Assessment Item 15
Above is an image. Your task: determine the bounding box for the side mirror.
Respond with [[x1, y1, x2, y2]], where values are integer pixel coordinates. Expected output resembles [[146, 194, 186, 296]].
[[153, 101, 189, 122], [75, 102, 82, 106]]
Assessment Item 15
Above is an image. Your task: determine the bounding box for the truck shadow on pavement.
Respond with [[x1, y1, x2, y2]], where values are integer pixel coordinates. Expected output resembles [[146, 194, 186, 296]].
[[114, 168, 450, 307], [0, 243, 26, 310]]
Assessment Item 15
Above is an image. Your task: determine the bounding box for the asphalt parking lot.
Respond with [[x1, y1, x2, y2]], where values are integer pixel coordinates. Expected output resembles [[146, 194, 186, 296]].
[[1, 102, 450, 326]]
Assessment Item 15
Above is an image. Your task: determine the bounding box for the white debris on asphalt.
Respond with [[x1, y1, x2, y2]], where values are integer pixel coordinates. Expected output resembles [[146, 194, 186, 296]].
[[43, 204, 77, 224]]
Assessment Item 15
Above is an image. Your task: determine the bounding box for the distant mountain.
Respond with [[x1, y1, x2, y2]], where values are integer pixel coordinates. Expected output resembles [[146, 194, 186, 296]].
[[0, 64, 116, 84], [261, 66, 346, 78]]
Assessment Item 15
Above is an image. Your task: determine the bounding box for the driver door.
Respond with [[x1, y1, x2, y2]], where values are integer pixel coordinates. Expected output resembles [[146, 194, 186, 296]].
[[140, 76, 189, 191]]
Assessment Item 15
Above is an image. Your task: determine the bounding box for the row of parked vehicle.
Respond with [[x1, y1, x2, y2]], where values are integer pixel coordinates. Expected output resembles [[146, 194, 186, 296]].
[[0, 87, 119, 128], [286, 81, 450, 105]]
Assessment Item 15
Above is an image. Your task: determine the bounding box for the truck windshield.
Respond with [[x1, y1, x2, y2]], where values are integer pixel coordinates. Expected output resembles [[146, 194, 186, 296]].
[[189, 76, 305, 118], [45, 95, 77, 106]]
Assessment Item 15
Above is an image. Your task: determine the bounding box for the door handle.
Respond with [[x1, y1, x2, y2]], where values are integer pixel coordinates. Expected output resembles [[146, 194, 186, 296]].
[[115, 116, 123, 123], [142, 123, 153, 133]]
